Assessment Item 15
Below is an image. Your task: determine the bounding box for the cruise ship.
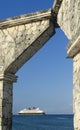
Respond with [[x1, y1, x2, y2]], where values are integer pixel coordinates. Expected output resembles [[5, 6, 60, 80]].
[[18, 107, 45, 115]]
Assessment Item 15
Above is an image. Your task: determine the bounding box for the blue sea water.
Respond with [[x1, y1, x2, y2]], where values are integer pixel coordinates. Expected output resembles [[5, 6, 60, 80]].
[[12, 114, 74, 130]]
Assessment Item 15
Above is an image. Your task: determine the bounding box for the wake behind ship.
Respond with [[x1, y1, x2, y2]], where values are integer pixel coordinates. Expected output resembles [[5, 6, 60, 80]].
[[18, 107, 45, 115]]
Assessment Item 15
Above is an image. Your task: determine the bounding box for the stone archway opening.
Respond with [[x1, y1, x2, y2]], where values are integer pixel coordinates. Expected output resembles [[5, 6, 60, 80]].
[[13, 28, 73, 115]]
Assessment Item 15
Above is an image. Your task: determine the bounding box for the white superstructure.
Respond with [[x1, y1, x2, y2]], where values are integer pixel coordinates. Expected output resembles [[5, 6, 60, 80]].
[[18, 107, 45, 115]]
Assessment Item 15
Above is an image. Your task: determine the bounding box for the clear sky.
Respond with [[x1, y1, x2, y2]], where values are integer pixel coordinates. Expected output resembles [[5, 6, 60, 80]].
[[0, 0, 73, 114]]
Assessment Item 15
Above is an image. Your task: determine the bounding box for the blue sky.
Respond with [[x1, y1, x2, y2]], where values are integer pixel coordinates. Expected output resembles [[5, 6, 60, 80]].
[[0, 0, 73, 114]]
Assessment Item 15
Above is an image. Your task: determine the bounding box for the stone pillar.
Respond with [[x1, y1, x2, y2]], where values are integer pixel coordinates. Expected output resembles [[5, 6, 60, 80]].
[[67, 35, 80, 130], [0, 73, 17, 130], [73, 53, 80, 130]]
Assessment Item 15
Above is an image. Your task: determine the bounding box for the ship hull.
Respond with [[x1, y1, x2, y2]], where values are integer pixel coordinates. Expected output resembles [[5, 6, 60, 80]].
[[18, 113, 45, 115]]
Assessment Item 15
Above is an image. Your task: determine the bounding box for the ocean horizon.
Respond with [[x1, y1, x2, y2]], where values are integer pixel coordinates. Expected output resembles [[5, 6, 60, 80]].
[[12, 114, 74, 130]]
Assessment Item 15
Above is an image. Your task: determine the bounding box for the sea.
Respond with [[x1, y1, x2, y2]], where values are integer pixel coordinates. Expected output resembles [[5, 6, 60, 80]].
[[12, 114, 74, 130]]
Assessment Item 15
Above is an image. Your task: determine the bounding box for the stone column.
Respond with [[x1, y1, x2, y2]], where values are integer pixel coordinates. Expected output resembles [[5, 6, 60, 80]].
[[0, 73, 17, 130], [67, 35, 80, 130], [73, 53, 80, 130]]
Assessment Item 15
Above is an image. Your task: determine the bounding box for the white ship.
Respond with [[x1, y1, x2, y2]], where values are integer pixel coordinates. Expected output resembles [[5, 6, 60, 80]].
[[18, 107, 45, 115]]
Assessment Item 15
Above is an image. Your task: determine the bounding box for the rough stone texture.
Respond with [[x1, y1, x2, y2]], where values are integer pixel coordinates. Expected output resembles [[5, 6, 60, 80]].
[[67, 35, 80, 58], [0, 9, 52, 29], [5, 19, 54, 74], [0, 74, 17, 130], [52, 0, 63, 27], [73, 53, 80, 130], [0, 9, 55, 75], [58, 0, 80, 40]]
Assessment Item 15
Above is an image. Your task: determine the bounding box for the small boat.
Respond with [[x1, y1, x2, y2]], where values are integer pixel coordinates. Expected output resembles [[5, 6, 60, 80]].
[[18, 107, 45, 115]]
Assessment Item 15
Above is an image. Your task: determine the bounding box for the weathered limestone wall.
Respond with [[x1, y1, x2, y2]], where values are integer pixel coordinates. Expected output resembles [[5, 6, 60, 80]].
[[58, 0, 80, 40], [57, 0, 80, 130], [0, 9, 55, 75], [0, 19, 51, 74], [0, 74, 17, 130], [73, 53, 80, 130]]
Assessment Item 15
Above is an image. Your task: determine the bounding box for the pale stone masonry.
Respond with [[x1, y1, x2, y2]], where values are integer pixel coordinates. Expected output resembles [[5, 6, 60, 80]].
[[0, 9, 55, 75], [58, 0, 80, 130], [73, 53, 80, 130], [0, 74, 17, 130], [58, 0, 80, 40]]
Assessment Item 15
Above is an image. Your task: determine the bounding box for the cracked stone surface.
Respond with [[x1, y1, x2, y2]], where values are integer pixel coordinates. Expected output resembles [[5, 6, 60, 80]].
[[58, 0, 80, 40]]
